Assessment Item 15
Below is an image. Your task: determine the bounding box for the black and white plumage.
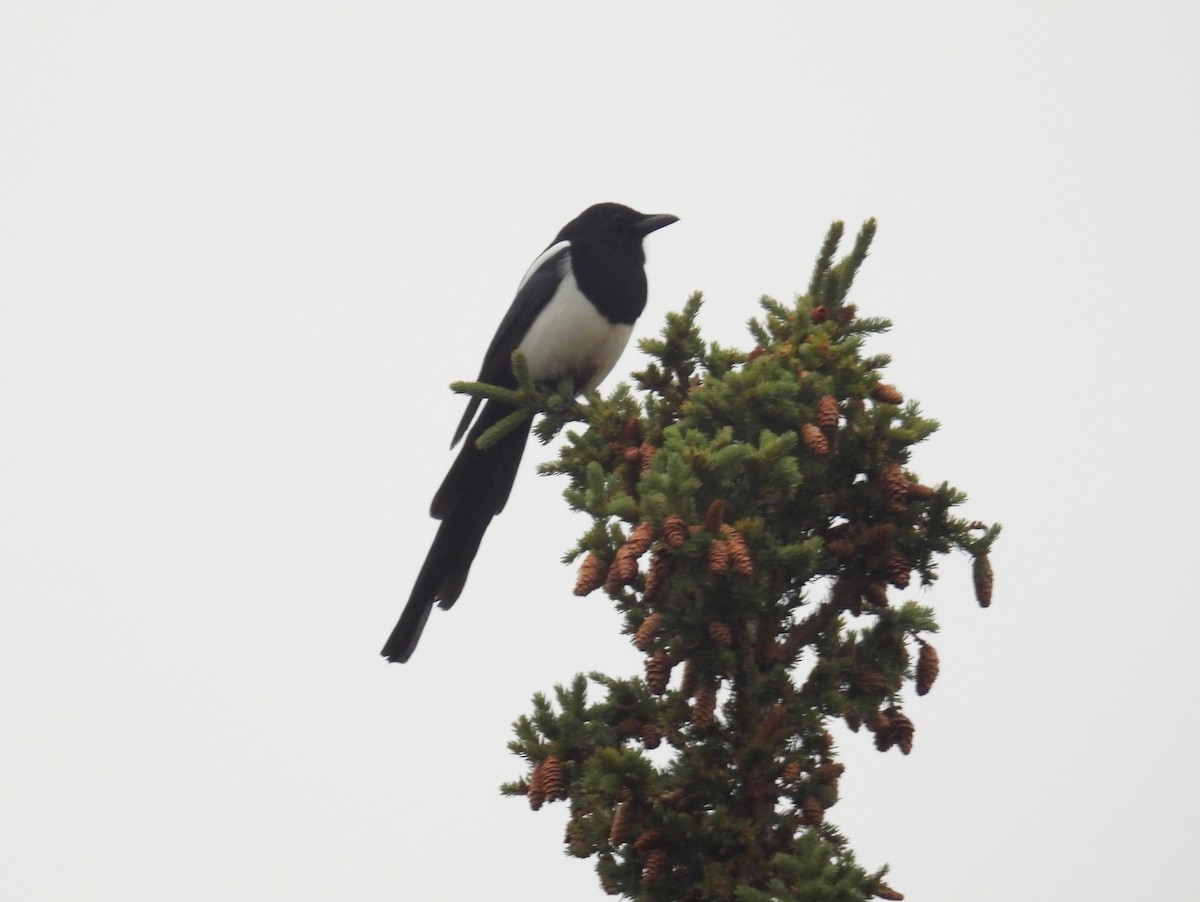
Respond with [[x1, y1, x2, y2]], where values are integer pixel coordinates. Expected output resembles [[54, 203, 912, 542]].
[[381, 203, 678, 663]]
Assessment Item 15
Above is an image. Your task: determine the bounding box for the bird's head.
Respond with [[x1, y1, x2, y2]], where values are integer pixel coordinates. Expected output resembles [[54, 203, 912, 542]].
[[556, 203, 679, 250]]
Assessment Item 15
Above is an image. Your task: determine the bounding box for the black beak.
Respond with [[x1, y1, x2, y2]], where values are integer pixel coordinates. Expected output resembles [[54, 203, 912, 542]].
[[634, 213, 680, 236]]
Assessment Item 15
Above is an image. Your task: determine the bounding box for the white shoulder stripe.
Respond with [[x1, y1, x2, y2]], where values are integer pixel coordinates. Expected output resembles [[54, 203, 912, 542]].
[[516, 240, 571, 291]]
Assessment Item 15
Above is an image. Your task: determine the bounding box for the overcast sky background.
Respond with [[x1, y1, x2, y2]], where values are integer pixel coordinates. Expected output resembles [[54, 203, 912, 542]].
[[3, 3, 1198, 900]]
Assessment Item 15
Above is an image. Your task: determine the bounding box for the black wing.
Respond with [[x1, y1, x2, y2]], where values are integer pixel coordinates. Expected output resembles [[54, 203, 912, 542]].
[[450, 243, 570, 447]]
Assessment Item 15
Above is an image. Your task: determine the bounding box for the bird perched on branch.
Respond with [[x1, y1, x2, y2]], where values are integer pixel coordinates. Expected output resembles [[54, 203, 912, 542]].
[[382, 202, 678, 663]]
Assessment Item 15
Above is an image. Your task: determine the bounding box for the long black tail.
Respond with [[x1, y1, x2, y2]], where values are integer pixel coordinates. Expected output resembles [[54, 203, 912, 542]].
[[381, 400, 531, 663]]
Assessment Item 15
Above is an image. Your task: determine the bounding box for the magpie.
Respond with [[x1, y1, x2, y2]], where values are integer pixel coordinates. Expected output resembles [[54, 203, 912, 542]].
[[381, 203, 678, 663]]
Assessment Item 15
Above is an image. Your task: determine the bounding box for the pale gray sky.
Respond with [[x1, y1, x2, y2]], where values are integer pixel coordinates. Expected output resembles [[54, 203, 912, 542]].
[[3, 3, 1197, 899]]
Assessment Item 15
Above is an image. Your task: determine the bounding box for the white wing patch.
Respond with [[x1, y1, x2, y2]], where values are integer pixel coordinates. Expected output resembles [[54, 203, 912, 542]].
[[517, 260, 634, 394], [517, 240, 570, 292]]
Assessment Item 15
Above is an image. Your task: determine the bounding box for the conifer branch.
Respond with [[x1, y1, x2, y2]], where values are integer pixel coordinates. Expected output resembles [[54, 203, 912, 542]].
[[448, 378, 521, 406], [450, 350, 593, 450], [808, 220, 845, 299], [473, 407, 534, 451]]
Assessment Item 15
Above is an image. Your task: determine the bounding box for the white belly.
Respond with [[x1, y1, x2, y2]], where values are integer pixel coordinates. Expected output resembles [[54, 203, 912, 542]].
[[517, 270, 634, 394]]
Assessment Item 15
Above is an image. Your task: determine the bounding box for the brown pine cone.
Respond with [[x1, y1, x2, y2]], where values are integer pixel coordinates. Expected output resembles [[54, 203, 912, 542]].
[[646, 651, 672, 696], [811, 304, 829, 324], [643, 550, 672, 601], [679, 660, 698, 698], [800, 796, 825, 825], [691, 685, 718, 730], [813, 762, 845, 783], [621, 417, 642, 443], [907, 481, 936, 500], [815, 394, 839, 430], [633, 612, 662, 652], [625, 522, 656, 557], [757, 702, 788, 742], [865, 522, 897, 546], [853, 669, 888, 692], [638, 442, 658, 474], [897, 710, 912, 753], [826, 537, 856, 558], [887, 554, 912, 589], [870, 718, 893, 753], [781, 761, 803, 785], [722, 525, 753, 576], [800, 422, 830, 455], [540, 755, 565, 799], [662, 514, 687, 550], [703, 498, 726, 533], [527, 759, 547, 810], [573, 552, 607, 596], [864, 582, 889, 607], [881, 464, 909, 512], [871, 383, 904, 405], [708, 621, 734, 648], [973, 552, 994, 607], [632, 829, 662, 854], [873, 708, 914, 755], [608, 801, 631, 846], [916, 642, 940, 696], [641, 722, 662, 749], [641, 848, 668, 887], [837, 303, 857, 323], [875, 884, 905, 901], [604, 545, 639, 593], [706, 538, 730, 573]]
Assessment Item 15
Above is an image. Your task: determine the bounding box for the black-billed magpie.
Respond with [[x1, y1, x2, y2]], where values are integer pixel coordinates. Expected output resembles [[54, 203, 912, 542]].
[[381, 203, 677, 663]]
